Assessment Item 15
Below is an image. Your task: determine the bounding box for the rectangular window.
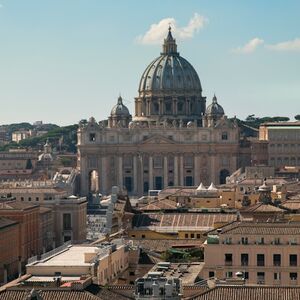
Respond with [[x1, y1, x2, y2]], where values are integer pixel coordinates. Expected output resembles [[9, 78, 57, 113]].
[[274, 272, 281, 280], [290, 273, 298, 280], [257, 237, 264, 245], [225, 271, 233, 278], [241, 237, 248, 245], [153, 156, 163, 168], [125, 177, 133, 192], [154, 176, 163, 190], [273, 254, 281, 266], [274, 237, 280, 245], [184, 156, 193, 168], [123, 156, 133, 169], [221, 132, 228, 140], [63, 213, 71, 230], [257, 254, 265, 266], [241, 253, 249, 266], [225, 253, 232, 266], [197, 234, 201, 239], [209, 271, 215, 278], [257, 272, 265, 284], [191, 233, 195, 239], [143, 181, 149, 193], [185, 233, 188, 239], [225, 238, 232, 244], [185, 176, 193, 186], [290, 254, 297, 266], [244, 272, 249, 280]]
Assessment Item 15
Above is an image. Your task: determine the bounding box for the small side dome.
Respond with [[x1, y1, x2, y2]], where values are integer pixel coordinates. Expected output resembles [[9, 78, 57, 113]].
[[258, 181, 271, 192], [205, 95, 224, 116], [110, 96, 130, 117]]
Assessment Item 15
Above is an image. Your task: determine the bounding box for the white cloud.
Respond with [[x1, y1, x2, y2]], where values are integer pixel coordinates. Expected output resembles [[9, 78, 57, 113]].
[[136, 13, 208, 45], [232, 38, 264, 54], [266, 38, 300, 51]]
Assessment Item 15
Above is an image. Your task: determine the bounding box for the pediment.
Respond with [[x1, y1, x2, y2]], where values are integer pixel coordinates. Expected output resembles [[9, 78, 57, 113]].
[[141, 135, 176, 144], [214, 118, 237, 129]]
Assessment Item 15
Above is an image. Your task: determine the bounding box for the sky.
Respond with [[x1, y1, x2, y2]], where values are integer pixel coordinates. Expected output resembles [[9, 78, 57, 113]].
[[0, 0, 300, 125]]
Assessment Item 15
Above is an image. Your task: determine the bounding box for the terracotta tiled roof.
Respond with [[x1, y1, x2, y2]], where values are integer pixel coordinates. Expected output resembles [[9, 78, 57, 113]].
[[0, 201, 39, 210], [0, 289, 100, 300], [39, 206, 52, 214], [0, 217, 18, 229], [209, 221, 300, 235], [241, 203, 285, 213], [86, 284, 134, 300], [281, 200, 300, 210], [139, 199, 178, 211], [189, 286, 300, 300], [133, 213, 237, 229]]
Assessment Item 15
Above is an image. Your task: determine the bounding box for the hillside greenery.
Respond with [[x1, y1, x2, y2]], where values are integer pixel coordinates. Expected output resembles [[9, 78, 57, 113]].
[[0, 124, 78, 153]]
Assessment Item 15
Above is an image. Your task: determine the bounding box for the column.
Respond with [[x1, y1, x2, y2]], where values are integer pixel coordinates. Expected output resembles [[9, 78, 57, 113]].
[[173, 98, 177, 115], [137, 154, 144, 196], [149, 156, 154, 189], [174, 156, 179, 186], [210, 154, 217, 184], [194, 155, 200, 185], [186, 97, 190, 115], [159, 97, 163, 116], [179, 155, 184, 186], [101, 156, 107, 194], [134, 98, 138, 116], [118, 156, 123, 189], [163, 156, 168, 188], [146, 99, 151, 116], [133, 156, 138, 194]]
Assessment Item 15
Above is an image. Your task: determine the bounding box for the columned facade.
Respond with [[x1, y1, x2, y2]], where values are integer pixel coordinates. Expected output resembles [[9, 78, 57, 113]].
[[77, 28, 241, 197]]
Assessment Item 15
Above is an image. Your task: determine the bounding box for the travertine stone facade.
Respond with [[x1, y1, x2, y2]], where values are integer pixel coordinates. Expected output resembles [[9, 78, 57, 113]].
[[77, 28, 240, 196]]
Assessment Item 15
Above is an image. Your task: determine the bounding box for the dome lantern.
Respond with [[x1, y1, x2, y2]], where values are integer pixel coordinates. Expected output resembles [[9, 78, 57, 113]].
[[162, 26, 178, 55]]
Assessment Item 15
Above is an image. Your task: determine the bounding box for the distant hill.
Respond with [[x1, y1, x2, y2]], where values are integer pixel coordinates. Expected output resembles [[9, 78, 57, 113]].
[[0, 124, 78, 153]]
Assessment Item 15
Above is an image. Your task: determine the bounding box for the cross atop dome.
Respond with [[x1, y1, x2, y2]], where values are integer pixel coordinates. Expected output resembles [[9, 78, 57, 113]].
[[162, 26, 178, 55]]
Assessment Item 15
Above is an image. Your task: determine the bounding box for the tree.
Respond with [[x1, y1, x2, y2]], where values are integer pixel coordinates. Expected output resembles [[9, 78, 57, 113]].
[[295, 114, 300, 121]]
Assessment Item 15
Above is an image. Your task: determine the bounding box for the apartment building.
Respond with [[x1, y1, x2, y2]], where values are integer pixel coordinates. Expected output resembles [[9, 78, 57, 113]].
[[202, 221, 300, 285]]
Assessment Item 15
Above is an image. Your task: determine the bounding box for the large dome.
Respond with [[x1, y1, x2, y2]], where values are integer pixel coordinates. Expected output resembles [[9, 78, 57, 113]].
[[134, 27, 206, 124], [139, 28, 202, 94], [139, 55, 202, 93]]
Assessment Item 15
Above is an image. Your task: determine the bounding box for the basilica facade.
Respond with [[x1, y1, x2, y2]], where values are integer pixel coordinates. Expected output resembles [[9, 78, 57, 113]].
[[77, 28, 240, 196]]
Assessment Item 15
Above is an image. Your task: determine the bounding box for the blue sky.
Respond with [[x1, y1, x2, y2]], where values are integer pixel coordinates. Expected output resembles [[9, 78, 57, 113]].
[[0, 0, 299, 125]]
